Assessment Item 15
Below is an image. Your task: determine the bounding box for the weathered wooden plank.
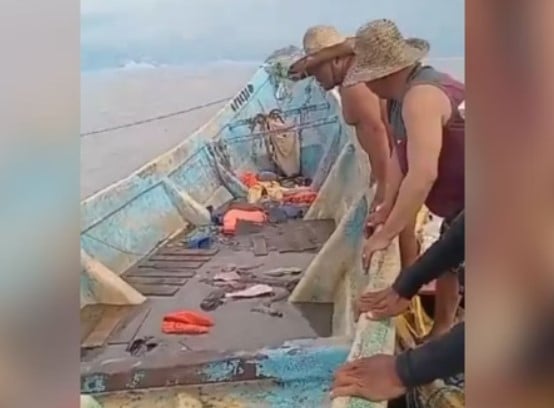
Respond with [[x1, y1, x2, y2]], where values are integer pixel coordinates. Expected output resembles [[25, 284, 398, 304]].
[[108, 305, 151, 345], [139, 260, 205, 269], [126, 276, 189, 286], [252, 236, 268, 256], [132, 284, 180, 296], [125, 268, 196, 278], [82, 306, 129, 348], [80, 304, 106, 343], [149, 254, 213, 262], [156, 247, 219, 256]]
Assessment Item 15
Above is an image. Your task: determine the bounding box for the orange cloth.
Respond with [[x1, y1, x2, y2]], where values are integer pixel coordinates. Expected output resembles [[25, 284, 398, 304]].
[[223, 209, 267, 235], [239, 172, 259, 188], [161, 310, 214, 335], [162, 322, 210, 334], [283, 191, 317, 204], [163, 310, 214, 326]]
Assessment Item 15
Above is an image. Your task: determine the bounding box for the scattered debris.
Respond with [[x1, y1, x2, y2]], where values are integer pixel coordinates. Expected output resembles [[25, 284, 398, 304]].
[[251, 304, 283, 317], [216, 263, 263, 273], [127, 336, 158, 357], [239, 274, 301, 291], [201, 289, 227, 311], [283, 190, 317, 204], [213, 271, 241, 282], [252, 235, 268, 256], [258, 171, 278, 182], [226, 284, 274, 299], [182, 226, 215, 249], [261, 267, 302, 277]]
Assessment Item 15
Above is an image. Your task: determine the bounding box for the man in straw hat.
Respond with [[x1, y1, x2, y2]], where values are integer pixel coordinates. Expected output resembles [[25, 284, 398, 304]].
[[294, 25, 390, 207], [351, 19, 465, 341], [290, 25, 421, 272], [292, 19, 465, 340]]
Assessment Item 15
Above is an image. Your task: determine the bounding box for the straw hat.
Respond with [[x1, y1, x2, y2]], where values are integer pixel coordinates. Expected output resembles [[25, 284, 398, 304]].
[[302, 25, 345, 54], [343, 19, 430, 87]]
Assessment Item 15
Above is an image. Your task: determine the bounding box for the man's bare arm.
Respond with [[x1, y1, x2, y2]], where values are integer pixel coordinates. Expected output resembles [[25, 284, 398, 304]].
[[378, 85, 449, 240], [382, 148, 403, 208], [341, 86, 390, 201]]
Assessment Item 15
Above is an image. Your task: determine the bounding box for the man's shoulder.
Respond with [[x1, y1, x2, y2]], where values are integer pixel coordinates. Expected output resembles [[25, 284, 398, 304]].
[[403, 84, 451, 119], [339, 83, 375, 99], [340, 84, 382, 123]]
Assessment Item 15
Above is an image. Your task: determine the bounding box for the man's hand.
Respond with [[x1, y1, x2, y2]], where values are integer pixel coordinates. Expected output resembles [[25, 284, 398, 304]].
[[331, 354, 407, 402], [288, 56, 312, 81], [357, 287, 411, 320], [362, 231, 391, 271], [365, 202, 392, 237]]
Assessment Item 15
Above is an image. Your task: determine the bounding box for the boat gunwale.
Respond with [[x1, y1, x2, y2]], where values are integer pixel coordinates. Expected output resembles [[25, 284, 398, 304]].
[[81, 336, 352, 394]]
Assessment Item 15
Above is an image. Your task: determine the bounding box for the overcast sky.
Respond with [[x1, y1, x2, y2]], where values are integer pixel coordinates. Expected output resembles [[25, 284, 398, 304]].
[[81, 0, 464, 71]]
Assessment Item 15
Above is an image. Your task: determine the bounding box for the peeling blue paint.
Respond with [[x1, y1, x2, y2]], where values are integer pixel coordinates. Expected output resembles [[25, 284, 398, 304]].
[[126, 371, 146, 389], [197, 345, 347, 407], [337, 144, 357, 185], [201, 359, 244, 382], [257, 345, 348, 382], [82, 374, 107, 394], [345, 196, 369, 246]]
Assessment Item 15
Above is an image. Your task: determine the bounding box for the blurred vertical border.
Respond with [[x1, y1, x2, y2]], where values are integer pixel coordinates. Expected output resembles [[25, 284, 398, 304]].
[[0, 0, 80, 407], [467, 0, 554, 406]]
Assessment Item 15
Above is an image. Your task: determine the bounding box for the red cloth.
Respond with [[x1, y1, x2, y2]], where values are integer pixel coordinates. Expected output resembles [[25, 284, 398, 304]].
[[223, 209, 267, 235]]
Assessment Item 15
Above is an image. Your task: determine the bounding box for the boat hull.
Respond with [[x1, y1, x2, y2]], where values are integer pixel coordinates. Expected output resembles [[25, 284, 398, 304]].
[[80, 50, 398, 408]]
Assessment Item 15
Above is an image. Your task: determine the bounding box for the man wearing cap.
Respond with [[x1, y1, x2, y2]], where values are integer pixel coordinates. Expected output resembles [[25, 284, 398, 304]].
[[290, 25, 421, 270]]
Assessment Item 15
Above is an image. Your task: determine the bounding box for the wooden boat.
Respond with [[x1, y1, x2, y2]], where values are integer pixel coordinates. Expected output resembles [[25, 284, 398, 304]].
[[80, 48, 403, 408]]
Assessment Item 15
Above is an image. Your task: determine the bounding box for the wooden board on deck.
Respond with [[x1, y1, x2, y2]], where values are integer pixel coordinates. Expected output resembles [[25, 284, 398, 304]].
[[126, 276, 189, 286], [252, 236, 268, 256], [108, 305, 151, 345], [132, 283, 180, 296], [138, 260, 205, 269], [149, 254, 213, 262], [156, 247, 219, 256], [125, 268, 197, 278], [82, 306, 131, 348]]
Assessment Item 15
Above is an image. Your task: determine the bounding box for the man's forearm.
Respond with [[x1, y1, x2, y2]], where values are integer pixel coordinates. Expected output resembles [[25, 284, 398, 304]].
[[379, 172, 434, 240], [393, 212, 464, 298], [358, 125, 390, 197], [381, 152, 403, 207], [395, 322, 465, 387]]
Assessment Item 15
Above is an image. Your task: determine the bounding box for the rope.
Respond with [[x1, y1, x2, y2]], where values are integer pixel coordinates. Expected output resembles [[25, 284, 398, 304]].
[[80, 96, 232, 137]]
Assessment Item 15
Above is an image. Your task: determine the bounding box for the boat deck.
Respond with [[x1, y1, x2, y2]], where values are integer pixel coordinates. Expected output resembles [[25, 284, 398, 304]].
[[81, 218, 336, 393]]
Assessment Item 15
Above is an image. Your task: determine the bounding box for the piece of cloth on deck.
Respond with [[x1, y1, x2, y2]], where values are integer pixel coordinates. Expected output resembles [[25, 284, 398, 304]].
[[239, 171, 259, 188], [161, 310, 214, 335], [247, 181, 284, 203], [225, 284, 274, 299], [222, 208, 267, 235], [283, 190, 317, 204]]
